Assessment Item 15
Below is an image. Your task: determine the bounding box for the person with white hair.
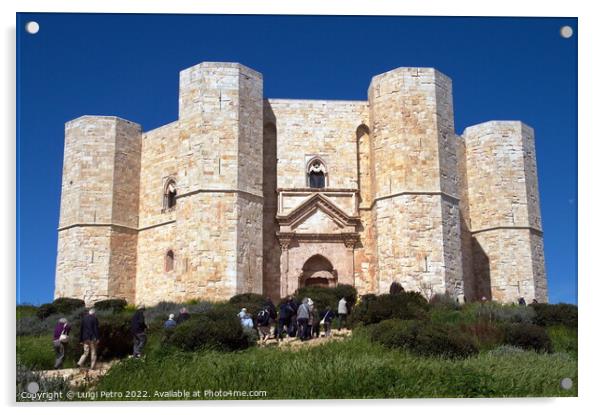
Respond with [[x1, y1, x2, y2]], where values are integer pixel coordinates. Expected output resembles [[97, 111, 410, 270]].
[[52, 317, 71, 369], [77, 308, 100, 370], [164, 313, 177, 329]]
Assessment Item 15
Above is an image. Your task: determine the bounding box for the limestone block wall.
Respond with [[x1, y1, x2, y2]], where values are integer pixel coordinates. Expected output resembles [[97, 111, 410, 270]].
[[368, 67, 463, 297], [463, 121, 547, 302], [267, 99, 368, 190], [134, 62, 264, 304], [55, 116, 141, 304], [55, 227, 112, 304]]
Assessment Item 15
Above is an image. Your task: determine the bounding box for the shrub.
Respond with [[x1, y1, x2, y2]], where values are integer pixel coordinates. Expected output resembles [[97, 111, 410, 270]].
[[547, 325, 577, 358], [487, 345, 525, 357], [67, 312, 135, 360], [351, 292, 428, 326], [53, 297, 85, 314], [473, 302, 535, 324], [531, 303, 577, 328], [16, 361, 71, 402], [94, 298, 127, 313], [294, 286, 338, 311], [16, 304, 38, 319], [36, 303, 57, 320], [369, 319, 419, 350], [229, 293, 266, 319], [369, 319, 478, 359], [459, 321, 505, 351], [503, 323, 552, 353], [389, 281, 404, 294], [165, 305, 251, 352], [429, 293, 459, 309], [414, 323, 479, 359], [333, 284, 358, 307]]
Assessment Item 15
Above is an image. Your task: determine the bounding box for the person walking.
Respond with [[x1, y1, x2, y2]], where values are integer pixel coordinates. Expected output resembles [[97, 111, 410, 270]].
[[296, 298, 310, 341], [77, 309, 100, 370], [256, 307, 271, 345], [176, 307, 190, 324], [311, 303, 321, 338], [264, 297, 277, 338], [306, 298, 316, 339], [278, 299, 293, 341], [321, 306, 335, 337], [337, 297, 348, 331], [131, 305, 147, 358], [164, 313, 177, 329], [52, 318, 70, 369]]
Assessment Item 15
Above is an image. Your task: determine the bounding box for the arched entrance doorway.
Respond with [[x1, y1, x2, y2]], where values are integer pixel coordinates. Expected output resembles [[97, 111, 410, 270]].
[[300, 255, 337, 288]]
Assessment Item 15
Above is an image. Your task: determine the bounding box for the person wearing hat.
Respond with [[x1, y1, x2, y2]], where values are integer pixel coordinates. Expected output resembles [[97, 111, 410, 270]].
[[131, 305, 147, 358]]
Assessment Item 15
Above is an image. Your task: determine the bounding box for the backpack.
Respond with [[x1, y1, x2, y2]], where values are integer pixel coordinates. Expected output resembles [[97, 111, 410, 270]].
[[257, 309, 270, 326]]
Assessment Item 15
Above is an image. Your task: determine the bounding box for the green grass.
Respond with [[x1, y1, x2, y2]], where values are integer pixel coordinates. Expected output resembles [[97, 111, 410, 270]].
[[95, 334, 577, 400], [17, 335, 76, 370], [547, 325, 578, 359], [16, 305, 38, 319]]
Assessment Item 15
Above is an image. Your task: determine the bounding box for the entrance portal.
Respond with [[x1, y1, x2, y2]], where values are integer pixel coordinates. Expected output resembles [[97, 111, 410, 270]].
[[300, 255, 337, 288]]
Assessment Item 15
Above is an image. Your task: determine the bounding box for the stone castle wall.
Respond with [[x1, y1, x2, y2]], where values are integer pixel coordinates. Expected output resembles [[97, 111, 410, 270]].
[[463, 121, 547, 302], [55, 62, 547, 305], [368, 68, 463, 299]]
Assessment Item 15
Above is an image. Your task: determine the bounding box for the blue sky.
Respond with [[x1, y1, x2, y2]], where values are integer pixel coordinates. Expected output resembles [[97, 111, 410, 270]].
[[16, 13, 577, 305]]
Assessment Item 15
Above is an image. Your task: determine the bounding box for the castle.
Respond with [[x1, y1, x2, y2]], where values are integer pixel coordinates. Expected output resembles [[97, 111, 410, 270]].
[[54, 62, 548, 306]]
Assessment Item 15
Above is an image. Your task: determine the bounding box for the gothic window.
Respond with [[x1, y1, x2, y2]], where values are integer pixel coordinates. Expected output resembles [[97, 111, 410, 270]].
[[307, 159, 327, 189], [164, 179, 177, 210], [165, 250, 175, 272]]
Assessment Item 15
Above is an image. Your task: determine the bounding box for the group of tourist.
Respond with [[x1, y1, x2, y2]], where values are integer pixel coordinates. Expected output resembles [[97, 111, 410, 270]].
[[242, 296, 350, 345], [51, 297, 351, 370]]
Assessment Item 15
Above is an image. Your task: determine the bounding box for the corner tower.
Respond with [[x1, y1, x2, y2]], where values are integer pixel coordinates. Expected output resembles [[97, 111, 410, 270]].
[[368, 67, 463, 298], [463, 121, 547, 303], [55, 116, 141, 305], [173, 62, 264, 299]]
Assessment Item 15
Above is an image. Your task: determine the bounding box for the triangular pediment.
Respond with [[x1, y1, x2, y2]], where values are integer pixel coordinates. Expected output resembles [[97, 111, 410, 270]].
[[276, 193, 360, 231]]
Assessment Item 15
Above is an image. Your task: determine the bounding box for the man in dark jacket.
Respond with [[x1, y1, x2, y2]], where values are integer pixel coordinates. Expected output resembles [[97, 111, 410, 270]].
[[277, 298, 293, 341], [78, 309, 100, 369], [264, 297, 277, 339], [131, 305, 147, 358]]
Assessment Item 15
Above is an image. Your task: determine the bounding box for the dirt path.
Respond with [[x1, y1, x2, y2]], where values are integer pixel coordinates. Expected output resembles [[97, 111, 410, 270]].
[[259, 328, 352, 349], [35, 360, 118, 388]]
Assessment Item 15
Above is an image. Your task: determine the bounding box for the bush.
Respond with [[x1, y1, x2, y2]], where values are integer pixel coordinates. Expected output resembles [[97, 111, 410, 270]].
[[429, 293, 459, 309], [94, 298, 127, 313], [67, 312, 135, 360], [473, 302, 535, 324], [165, 304, 251, 352], [16, 361, 71, 402], [369, 319, 478, 359], [459, 321, 505, 351], [351, 292, 428, 326], [333, 284, 358, 307], [53, 297, 85, 314], [531, 303, 577, 328], [36, 303, 57, 320], [547, 325, 577, 358], [503, 323, 552, 353], [229, 293, 266, 319], [414, 323, 479, 359], [16, 304, 38, 319], [294, 286, 338, 311], [389, 281, 404, 294]]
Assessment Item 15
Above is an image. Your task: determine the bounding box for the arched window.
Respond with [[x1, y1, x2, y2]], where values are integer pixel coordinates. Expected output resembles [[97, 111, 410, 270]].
[[307, 158, 327, 189], [163, 179, 177, 210], [165, 250, 175, 272]]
